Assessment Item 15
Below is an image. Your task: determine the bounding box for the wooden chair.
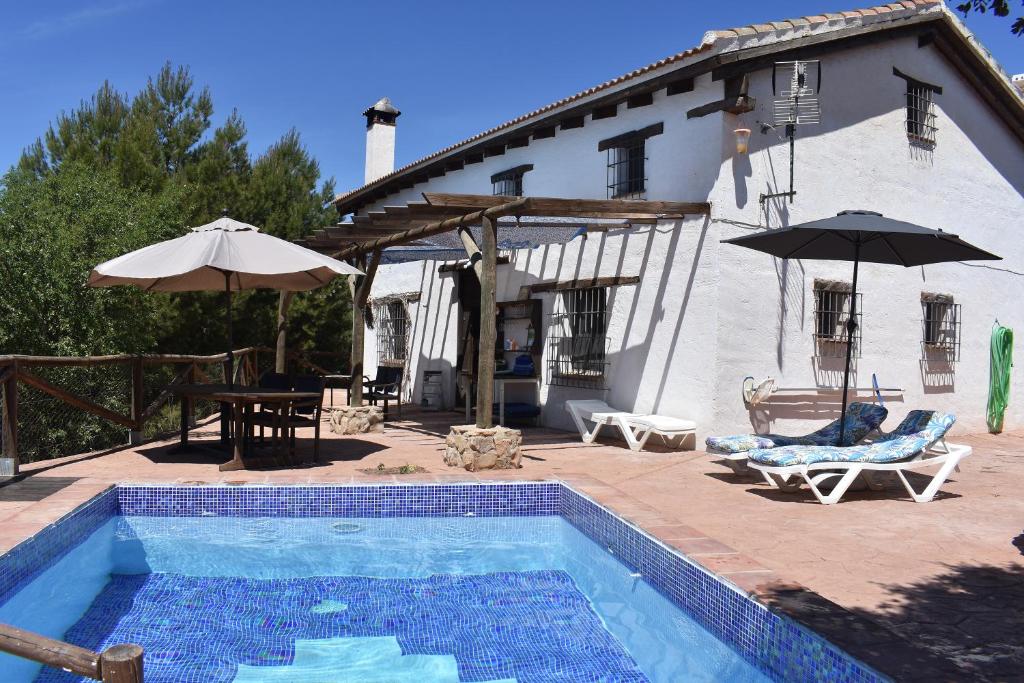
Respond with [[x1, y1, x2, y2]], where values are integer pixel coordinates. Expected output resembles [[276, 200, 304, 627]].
[[251, 371, 290, 445], [284, 375, 327, 462], [363, 366, 403, 418]]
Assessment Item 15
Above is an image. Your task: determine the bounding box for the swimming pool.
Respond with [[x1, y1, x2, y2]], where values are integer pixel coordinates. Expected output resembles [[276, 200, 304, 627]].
[[0, 483, 884, 682]]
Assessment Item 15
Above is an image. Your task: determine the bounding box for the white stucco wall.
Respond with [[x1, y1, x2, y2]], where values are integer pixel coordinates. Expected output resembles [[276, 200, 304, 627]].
[[359, 35, 1024, 439]]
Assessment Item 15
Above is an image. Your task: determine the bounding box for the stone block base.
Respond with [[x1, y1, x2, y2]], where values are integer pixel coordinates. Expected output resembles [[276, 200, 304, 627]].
[[445, 425, 523, 471], [328, 405, 384, 435]]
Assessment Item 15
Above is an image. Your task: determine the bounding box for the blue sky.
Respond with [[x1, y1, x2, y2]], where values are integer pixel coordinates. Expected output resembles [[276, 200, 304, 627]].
[[2, 0, 1021, 193]]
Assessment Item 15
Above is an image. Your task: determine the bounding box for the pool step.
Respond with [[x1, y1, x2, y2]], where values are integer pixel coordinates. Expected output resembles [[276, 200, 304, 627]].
[[233, 635, 515, 682]]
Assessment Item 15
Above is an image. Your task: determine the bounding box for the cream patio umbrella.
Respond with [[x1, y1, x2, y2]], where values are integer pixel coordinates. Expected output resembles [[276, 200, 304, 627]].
[[89, 215, 362, 386]]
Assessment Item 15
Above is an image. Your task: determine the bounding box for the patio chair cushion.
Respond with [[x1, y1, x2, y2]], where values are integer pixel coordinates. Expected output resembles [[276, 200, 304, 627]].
[[747, 411, 955, 467], [705, 402, 887, 454]]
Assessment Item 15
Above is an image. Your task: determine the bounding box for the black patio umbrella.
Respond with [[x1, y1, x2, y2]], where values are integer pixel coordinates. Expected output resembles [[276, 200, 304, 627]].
[[723, 210, 1000, 444]]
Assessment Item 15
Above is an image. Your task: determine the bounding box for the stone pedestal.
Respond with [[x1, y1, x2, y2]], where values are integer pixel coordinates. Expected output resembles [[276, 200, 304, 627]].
[[444, 425, 523, 471], [328, 405, 384, 435]]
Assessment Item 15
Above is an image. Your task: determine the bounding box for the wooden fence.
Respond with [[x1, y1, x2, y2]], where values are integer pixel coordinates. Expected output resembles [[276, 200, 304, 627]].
[[0, 347, 348, 471]]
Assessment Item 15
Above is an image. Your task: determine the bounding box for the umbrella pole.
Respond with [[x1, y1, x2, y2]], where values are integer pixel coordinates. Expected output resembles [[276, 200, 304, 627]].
[[225, 272, 234, 390], [838, 244, 860, 445]]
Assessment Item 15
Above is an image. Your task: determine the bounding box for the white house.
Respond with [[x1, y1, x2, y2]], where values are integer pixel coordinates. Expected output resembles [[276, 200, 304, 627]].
[[323, 1, 1024, 439]]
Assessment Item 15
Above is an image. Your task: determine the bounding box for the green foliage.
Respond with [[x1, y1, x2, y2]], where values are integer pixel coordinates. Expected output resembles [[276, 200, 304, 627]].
[[0, 163, 187, 356], [957, 0, 1024, 35], [3, 62, 352, 460]]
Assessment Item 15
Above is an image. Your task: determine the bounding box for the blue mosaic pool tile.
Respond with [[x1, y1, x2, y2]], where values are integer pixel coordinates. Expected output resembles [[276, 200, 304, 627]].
[[0, 482, 886, 682], [116, 482, 561, 518], [37, 570, 648, 683], [557, 484, 884, 683], [0, 487, 116, 606]]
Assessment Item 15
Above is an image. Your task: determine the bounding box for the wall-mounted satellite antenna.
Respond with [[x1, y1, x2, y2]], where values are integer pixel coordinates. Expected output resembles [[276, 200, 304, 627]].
[[760, 60, 821, 205]]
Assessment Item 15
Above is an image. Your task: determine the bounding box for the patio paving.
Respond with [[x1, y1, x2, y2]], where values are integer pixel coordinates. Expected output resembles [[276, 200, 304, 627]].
[[1, 406, 1021, 681]]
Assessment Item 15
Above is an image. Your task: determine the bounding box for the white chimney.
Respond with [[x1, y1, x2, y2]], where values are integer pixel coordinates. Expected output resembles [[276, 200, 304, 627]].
[[363, 97, 400, 184]]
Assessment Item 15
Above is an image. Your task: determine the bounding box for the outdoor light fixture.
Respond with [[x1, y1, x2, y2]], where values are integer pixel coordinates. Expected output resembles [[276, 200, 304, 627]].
[[734, 128, 751, 155]]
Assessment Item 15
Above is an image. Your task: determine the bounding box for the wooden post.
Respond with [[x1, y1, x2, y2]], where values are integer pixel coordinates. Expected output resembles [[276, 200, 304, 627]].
[[457, 227, 485, 279], [2, 361, 18, 475], [129, 357, 144, 445], [349, 251, 380, 407], [275, 291, 295, 375], [99, 643, 143, 682], [476, 215, 498, 428]]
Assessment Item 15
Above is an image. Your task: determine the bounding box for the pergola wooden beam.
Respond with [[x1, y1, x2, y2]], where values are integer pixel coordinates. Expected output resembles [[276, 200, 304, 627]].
[[331, 198, 530, 261], [421, 193, 710, 218]]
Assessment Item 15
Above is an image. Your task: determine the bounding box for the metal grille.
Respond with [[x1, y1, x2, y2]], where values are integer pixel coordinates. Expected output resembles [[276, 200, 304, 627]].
[[547, 288, 609, 388], [906, 82, 937, 146], [492, 174, 523, 197], [375, 300, 408, 367], [922, 299, 961, 361], [606, 140, 646, 199], [813, 287, 862, 358]]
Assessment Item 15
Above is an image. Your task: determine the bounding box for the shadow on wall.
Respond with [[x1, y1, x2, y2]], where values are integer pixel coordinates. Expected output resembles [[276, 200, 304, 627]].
[[743, 391, 905, 433], [920, 345, 956, 394], [605, 217, 711, 416], [406, 261, 456, 406], [811, 353, 854, 389]]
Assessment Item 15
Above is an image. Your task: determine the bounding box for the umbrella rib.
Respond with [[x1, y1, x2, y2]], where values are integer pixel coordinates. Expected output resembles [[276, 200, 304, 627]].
[[878, 235, 909, 267], [781, 231, 838, 259]]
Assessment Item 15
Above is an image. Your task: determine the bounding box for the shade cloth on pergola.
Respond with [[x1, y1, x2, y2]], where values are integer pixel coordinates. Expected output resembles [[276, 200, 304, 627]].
[[301, 192, 711, 428]]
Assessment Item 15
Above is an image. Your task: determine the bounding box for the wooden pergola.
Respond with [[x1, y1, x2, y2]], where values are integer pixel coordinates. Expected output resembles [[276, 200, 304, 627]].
[[295, 193, 710, 428]]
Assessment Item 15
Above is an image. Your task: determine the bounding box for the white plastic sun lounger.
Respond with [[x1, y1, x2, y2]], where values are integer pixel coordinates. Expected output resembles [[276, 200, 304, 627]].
[[745, 411, 968, 504], [565, 399, 696, 452]]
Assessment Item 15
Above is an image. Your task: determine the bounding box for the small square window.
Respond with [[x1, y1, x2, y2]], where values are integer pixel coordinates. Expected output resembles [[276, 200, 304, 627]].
[[606, 140, 646, 199], [922, 294, 960, 361], [491, 164, 532, 196], [813, 282, 862, 358]]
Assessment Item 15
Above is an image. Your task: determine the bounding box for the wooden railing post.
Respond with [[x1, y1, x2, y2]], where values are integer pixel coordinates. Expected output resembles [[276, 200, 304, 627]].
[[2, 361, 18, 475], [129, 357, 144, 446], [99, 643, 143, 682]]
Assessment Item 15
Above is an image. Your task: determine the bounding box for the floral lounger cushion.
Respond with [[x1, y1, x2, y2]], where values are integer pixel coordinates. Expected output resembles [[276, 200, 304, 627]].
[[747, 411, 956, 467], [705, 402, 888, 454]]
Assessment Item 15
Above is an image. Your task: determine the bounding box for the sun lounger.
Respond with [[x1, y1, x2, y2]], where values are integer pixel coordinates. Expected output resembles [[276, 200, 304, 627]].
[[746, 410, 968, 504], [565, 400, 696, 452], [705, 402, 888, 473]]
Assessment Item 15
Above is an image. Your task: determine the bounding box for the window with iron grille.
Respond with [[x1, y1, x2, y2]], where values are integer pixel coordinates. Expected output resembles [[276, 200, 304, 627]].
[[547, 287, 609, 387], [813, 282, 862, 358], [491, 164, 533, 196], [597, 122, 662, 200], [375, 300, 409, 366], [894, 67, 939, 146], [606, 140, 646, 199], [921, 294, 960, 361]]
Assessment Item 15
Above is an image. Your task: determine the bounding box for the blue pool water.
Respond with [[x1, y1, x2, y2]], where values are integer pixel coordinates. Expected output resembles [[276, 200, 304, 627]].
[[1, 514, 768, 682]]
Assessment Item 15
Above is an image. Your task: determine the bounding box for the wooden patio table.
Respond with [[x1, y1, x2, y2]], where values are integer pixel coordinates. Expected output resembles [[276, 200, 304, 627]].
[[170, 384, 321, 471]]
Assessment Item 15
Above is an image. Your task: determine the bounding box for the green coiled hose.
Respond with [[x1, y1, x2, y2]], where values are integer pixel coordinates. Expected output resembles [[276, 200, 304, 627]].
[[987, 324, 1013, 433]]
